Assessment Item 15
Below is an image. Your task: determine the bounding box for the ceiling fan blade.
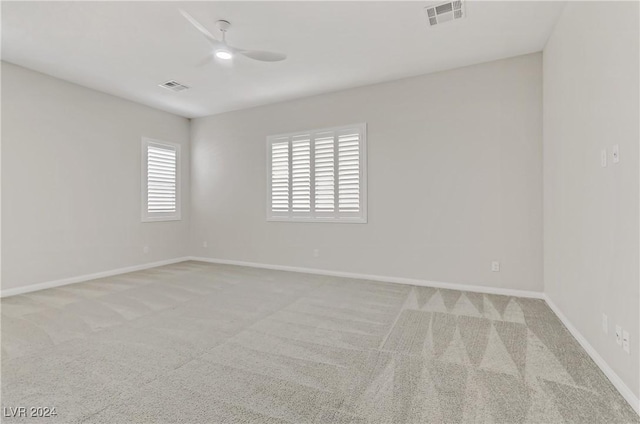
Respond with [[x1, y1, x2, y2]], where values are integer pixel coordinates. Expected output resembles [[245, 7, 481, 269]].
[[179, 9, 220, 45], [238, 50, 287, 62]]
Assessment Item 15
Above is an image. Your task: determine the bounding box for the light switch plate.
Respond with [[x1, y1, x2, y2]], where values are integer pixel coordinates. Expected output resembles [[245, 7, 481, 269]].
[[601, 149, 607, 167], [612, 144, 620, 164], [623, 330, 630, 353], [616, 325, 622, 345]]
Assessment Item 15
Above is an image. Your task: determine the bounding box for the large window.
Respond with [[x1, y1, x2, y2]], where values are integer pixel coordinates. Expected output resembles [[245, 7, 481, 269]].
[[267, 123, 367, 223], [141, 138, 180, 222]]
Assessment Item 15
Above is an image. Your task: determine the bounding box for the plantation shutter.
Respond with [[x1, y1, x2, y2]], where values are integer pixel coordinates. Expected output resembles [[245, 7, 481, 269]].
[[142, 139, 180, 221], [338, 130, 361, 213], [270, 138, 290, 213], [291, 135, 311, 212], [267, 123, 366, 222], [314, 132, 335, 212]]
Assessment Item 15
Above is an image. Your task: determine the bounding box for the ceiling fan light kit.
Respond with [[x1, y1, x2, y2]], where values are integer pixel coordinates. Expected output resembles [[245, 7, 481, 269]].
[[213, 20, 233, 60], [215, 49, 233, 60]]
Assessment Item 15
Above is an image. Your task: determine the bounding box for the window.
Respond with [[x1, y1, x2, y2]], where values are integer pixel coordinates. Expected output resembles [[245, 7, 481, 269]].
[[267, 123, 367, 223], [141, 138, 180, 222]]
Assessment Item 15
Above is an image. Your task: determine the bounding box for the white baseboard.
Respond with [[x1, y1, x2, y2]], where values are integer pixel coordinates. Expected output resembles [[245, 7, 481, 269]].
[[544, 294, 640, 415], [1, 254, 543, 300], [187, 256, 544, 299], [0, 257, 191, 298]]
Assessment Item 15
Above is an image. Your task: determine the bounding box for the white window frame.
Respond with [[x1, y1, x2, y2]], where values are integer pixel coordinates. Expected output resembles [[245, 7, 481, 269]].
[[141, 137, 181, 222], [266, 123, 367, 223]]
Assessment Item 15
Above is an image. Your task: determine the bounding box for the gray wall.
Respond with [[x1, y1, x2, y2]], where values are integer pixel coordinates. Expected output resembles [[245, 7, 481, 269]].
[[543, 2, 639, 398], [190, 53, 543, 293], [1, 62, 191, 291]]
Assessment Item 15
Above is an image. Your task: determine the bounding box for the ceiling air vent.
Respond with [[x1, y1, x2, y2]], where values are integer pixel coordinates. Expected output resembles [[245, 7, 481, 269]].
[[159, 80, 190, 92], [424, 0, 465, 26]]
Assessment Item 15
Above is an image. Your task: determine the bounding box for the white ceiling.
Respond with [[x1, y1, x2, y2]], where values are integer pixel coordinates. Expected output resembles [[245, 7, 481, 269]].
[[2, 1, 565, 118]]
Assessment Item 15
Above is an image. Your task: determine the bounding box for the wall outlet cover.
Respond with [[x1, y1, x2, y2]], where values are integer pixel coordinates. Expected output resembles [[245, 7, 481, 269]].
[[491, 261, 500, 272]]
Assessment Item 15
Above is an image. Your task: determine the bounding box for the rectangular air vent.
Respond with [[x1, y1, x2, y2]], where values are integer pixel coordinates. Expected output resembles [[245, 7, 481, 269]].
[[424, 0, 465, 26], [159, 80, 190, 92]]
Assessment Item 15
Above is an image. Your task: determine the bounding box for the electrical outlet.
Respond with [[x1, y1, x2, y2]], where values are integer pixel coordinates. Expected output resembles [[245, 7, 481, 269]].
[[615, 325, 622, 345], [602, 314, 608, 334], [491, 261, 500, 272], [143, 246, 149, 254], [203, 241, 208, 248], [601, 149, 607, 167], [612, 144, 619, 164], [623, 330, 630, 353], [313, 249, 320, 258]]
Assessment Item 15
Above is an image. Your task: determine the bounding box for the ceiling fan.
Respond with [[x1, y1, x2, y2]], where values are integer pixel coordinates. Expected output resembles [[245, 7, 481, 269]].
[[180, 10, 287, 64]]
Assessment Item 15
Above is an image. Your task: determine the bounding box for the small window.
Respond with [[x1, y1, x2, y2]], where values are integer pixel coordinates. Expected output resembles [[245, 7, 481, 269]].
[[141, 138, 180, 222], [266, 123, 367, 223]]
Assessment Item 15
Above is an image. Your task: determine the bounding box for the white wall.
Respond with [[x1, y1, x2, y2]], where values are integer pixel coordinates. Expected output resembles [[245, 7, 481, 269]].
[[191, 53, 543, 293], [543, 1, 639, 401], [1, 62, 191, 291]]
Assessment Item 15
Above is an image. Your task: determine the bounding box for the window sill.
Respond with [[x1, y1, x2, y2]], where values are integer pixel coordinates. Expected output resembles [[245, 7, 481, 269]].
[[141, 216, 182, 223], [267, 217, 367, 224]]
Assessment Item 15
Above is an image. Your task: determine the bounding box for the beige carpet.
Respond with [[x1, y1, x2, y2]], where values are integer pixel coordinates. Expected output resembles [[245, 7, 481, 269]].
[[1, 261, 638, 423]]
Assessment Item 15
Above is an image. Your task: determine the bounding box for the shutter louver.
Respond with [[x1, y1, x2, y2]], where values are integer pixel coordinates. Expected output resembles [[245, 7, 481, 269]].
[[147, 144, 177, 213], [291, 135, 311, 212], [271, 139, 290, 213]]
